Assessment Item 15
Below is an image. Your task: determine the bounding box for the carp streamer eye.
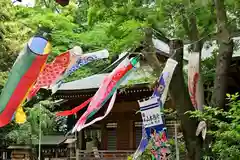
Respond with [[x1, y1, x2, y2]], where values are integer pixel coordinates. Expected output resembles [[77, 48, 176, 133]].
[[158, 85, 165, 93], [28, 37, 49, 55]]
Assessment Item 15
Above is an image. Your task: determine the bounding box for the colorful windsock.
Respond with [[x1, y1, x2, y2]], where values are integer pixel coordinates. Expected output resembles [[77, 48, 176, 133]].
[[51, 49, 109, 94], [26, 48, 78, 101], [71, 57, 139, 132], [0, 36, 51, 127]]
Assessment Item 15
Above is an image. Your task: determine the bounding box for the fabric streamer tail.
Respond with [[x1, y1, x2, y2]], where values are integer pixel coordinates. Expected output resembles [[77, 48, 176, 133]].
[[15, 106, 27, 124], [72, 68, 132, 132], [132, 127, 148, 159], [196, 121, 207, 140], [56, 97, 92, 116], [72, 91, 117, 133], [51, 82, 62, 95], [72, 111, 89, 133]]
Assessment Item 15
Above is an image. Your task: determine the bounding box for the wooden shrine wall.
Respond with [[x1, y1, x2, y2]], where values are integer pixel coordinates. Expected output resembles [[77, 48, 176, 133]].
[[98, 99, 175, 150]]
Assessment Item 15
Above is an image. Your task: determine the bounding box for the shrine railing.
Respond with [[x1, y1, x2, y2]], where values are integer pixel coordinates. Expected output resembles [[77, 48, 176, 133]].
[[73, 150, 135, 160]]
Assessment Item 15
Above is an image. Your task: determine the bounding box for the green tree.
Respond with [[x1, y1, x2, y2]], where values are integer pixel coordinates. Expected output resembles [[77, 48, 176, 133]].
[[188, 93, 240, 160], [6, 100, 61, 145]]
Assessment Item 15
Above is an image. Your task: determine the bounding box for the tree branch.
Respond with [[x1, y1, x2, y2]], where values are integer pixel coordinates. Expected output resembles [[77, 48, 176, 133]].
[[152, 27, 170, 44], [141, 27, 162, 77]]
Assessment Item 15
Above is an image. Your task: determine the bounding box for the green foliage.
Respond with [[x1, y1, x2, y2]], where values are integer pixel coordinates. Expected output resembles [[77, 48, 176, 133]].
[[0, 72, 9, 89], [6, 100, 65, 145], [0, 1, 29, 71], [188, 93, 240, 160], [0, 124, 15, 147], [167, 138, 186, 160]]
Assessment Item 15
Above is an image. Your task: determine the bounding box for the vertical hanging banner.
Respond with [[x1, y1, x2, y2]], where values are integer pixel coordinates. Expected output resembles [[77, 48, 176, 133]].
[[133, 74, 168, 160], [138, 97, 168, 160], [133, 58, 178, 160], [51, 49, 109, 94], [139, 97, 164, 136], [0, 36, 51, 127], [159, 59, 179, 104], [188, 52, 206, 139], [188, 52, 204, 111]]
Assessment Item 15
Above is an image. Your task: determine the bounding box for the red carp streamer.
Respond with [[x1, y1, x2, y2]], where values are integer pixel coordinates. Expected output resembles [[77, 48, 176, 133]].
[[56, 97, 92, 116]]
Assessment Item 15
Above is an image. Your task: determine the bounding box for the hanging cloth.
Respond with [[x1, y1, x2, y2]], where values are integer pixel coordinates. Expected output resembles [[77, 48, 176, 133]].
[[26, 50, 72, 101], [138, 97, 169, 160], [71, 56, 140, 133], [0, 36, 51, 127], [14, 46, 82, 123], [188, 52, 206, 139], [188, 52, 204, 111], [133, 58, 178, 160], [51, 49, 109, 94]]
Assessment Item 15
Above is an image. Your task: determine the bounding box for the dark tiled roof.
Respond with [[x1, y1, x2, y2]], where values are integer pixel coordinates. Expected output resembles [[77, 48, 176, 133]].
[[32, 135, 66, 145]]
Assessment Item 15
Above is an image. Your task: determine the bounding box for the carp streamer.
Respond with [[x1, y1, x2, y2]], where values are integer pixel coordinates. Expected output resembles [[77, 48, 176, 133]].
[[0, 36, 51, 127]]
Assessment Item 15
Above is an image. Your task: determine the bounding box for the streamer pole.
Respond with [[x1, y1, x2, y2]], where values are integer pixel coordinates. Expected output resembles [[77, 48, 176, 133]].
[[175, 120, 179, 160], [38, 104, 42, 160]]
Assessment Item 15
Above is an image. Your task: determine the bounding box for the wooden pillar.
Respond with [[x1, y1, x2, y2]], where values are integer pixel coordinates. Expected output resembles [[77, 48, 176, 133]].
[[117, 117, 130, 150], [129, 120, 134, 149], [101, 121, 107, 150], [3, 152, 7, 159], [69, 143, 75, 160], [76, 130, 85, 160], [75, 111, 85, 160], [55, 150, 58, 158], [75, 131, 79, 160]]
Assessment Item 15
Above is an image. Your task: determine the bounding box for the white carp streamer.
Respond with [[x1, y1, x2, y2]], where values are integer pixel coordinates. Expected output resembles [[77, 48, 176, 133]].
[[188, 52, 206, 139]]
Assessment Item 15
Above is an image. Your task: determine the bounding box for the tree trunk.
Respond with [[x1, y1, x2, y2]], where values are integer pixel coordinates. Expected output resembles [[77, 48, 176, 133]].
[[141, 27, 162, 76], [211, 0, 233, 108], [169, 39, 202, 160]]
